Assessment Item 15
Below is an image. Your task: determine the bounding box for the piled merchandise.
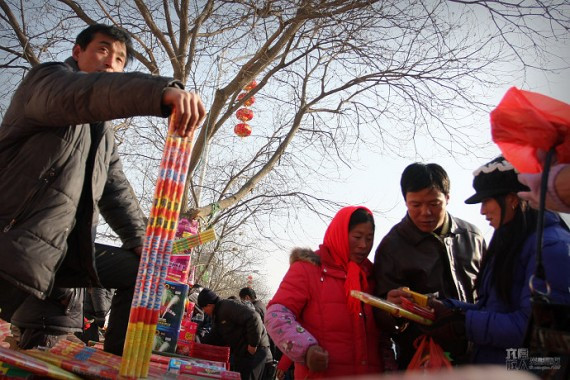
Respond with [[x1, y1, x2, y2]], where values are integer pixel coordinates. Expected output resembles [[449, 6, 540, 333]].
[[0, 346, 80, 380], [0, 321, 240, 379], [28, 340, 170, 379], [188, 342, 231, 369], [154, 227, 217, 355]]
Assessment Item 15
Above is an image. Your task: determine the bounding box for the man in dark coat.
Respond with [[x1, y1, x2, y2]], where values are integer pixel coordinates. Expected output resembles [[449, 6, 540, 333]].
[[373, 162, 486, 368], [199, 288, 272, 380], [0, 23, 206, 355]]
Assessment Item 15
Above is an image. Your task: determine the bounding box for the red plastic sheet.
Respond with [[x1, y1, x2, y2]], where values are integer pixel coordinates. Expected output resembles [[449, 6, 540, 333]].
[[491, 87, 570, 173]]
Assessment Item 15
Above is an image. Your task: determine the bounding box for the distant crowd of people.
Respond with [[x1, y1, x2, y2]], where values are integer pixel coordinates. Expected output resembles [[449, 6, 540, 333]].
[[0, 21, 569, 380]]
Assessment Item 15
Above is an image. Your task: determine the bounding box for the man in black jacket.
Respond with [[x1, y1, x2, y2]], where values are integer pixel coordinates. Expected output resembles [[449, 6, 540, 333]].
[[0, 23, 206, 355], [373, 162, 485, 368], [199, 288, 272, 380]]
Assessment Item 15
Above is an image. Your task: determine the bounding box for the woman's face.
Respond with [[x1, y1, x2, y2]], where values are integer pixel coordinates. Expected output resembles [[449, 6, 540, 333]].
[[348, 221, 374, 264], [480, 194, 518, 229]]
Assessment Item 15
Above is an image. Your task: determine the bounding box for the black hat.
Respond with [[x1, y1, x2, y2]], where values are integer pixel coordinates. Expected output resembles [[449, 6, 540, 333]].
[[465, 156, 530, 204], [197, 288, 220, 308]]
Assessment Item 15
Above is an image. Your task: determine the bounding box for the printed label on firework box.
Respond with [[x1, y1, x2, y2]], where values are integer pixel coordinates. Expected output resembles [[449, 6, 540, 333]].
[[158, 281, 189, 331], [168, 357, 227, 374], [179, 364, 241, 379], [153, 325, 178, 354], [166, 254, 192, 283]]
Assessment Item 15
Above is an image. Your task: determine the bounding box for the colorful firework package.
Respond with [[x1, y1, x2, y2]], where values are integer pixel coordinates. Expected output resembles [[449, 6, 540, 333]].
[[159, 281, 189, 331], [166, 253, 193, 283], [176, 319, 198, 356]]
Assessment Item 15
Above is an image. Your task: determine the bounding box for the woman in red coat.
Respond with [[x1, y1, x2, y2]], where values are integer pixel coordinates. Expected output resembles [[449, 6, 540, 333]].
[[265, 206, 395, 378]]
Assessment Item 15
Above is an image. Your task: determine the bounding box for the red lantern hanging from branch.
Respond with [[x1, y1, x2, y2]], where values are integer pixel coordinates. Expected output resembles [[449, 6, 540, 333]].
[[234, 79, 257, 138], [236, 108, 254, 122], [234, 123, 252, 137]]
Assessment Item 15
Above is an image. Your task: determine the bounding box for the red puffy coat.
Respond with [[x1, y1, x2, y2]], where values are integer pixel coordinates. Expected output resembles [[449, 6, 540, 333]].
[[267, 247, 387, 378]]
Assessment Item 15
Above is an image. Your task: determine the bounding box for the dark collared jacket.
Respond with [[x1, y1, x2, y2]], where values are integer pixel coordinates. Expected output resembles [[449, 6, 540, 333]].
[[374, 213, 484, 302], [373, 213, 485, 368], [0, 57, 179, 299]]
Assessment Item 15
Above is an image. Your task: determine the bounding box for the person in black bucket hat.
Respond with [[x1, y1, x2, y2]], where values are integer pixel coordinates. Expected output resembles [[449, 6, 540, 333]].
[[423, 156, 570, 371]]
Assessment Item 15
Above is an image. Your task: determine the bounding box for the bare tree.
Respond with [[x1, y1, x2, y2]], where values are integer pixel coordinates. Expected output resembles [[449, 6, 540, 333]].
[[1, 0, 568, 290]]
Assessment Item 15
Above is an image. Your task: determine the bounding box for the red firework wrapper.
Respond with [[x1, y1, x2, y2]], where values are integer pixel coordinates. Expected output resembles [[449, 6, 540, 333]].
[[27, 350, 118, 380], [0, 346, 80, 380], [43, 327, 170, 379]]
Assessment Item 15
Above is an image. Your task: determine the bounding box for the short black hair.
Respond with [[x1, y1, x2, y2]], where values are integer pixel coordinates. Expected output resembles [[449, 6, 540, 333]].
[[239, 287, 256, 300], [400, 163, 450, 199], [348, 208, 375, 232], [75, 23, 134, 65]]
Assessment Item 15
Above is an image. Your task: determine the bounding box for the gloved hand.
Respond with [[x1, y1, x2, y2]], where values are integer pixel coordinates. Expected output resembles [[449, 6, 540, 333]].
[[306, 345, 329, 372], [428, 297, 456, 319], [422, 298, 466, 342]]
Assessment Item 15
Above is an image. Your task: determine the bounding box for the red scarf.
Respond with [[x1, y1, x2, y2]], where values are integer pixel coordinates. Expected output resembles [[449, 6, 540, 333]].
[[322, 206, 372, 315]]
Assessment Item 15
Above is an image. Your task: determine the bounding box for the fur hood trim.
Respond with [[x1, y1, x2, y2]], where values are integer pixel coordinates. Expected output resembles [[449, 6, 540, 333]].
[[290, 248, 320, 266]]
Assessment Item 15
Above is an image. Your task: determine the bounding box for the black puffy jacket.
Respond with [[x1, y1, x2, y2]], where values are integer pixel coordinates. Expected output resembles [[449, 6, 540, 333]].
[[0, 57, 180, 299]]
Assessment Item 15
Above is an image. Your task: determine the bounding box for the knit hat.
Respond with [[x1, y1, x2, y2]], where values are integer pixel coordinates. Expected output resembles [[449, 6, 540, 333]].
[[465, 156, 530, 204], [197, 288, 220, 308]]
